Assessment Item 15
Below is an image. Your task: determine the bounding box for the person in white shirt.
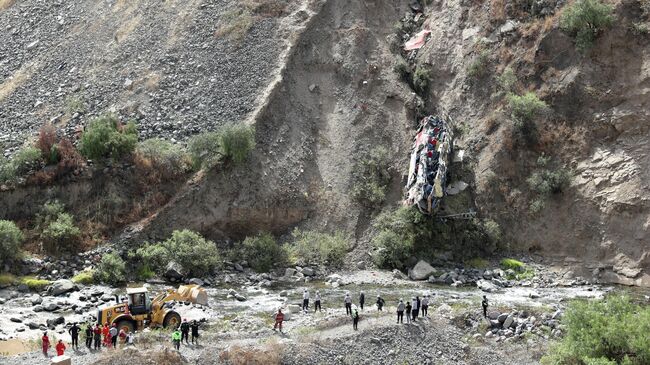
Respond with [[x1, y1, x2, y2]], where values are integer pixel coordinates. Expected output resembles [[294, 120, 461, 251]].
[[411, 297, 418, 321], [344, 292, 352, 315], [302, 289, 310, 312], [397, 299, 405, 323]]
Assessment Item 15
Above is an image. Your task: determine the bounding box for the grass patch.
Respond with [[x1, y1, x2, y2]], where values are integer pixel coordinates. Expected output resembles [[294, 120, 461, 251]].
[[21, 276, 52, 291], [500, 258, 525, 271], [71, 270, 95, 285], [215, 8, 253, 43], [500, 259, 535, 280], [0, 273, 17, 286]]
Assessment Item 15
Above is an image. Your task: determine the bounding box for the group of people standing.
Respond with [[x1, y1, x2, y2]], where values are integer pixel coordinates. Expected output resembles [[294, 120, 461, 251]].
[[171, 319, 201, 350], [396, 295, 430, 324], [41, 322, 133, 358]]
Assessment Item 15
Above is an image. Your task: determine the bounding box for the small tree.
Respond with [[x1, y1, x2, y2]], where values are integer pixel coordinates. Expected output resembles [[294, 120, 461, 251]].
[[413, 66, 431, 95], [136, 230, 221, 276], [0, 220, 24, 265], [239, 233, 288, 272], [290, 230, 349, 268], [372, 230, 414, 269], [79, 115, 138, 161], [95, 253, 126, 285], [508, 92, 547, 144], [351, 147, 391, 208], [41, 212, 81, 252], [560, 0, 614, 52]]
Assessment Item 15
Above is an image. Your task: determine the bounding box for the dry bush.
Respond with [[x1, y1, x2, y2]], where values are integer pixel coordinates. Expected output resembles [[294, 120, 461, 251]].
[[243, 0, 289, 17], [490, 0, 507, 23], [36, 124, 57, 162], [56, 138, 85, 174], [219, 342, 283, 365], [538, 122, 588, 155]]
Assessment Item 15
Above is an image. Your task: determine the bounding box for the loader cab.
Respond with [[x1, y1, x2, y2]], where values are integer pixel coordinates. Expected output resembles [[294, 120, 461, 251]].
[[126, 287, 152, 315]]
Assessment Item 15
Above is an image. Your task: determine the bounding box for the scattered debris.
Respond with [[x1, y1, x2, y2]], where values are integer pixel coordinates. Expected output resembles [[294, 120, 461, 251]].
[[404, 30, 431, 51]]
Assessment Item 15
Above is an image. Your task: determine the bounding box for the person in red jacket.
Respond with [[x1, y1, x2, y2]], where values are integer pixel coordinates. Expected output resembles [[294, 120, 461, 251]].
[[41, 332, 50, 357], [55, 340, 66, 356], [273, 308, 284, 333]]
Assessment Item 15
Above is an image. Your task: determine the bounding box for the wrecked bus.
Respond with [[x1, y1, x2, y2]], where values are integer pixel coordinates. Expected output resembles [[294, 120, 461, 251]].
[[405, 115, 453, 215]]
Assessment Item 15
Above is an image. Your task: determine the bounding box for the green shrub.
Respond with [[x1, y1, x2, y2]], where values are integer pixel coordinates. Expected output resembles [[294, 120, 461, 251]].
[[560, 0, 614, 52], [500, 258, 525, 272], [135, 138, 191, 177], [483, 219, 502, 244], [220, 124, 255, 165], [36, 200, 64, 229], [497, 67, 517, 92], [467, 51, 490, 79], [21, 277, 52, 291], [0, 156, 15, 183], [136, 230, 221, 276], [542, 296, 650, 365], [413, 66, 431, 94], [508, 92, 547, 124], [41, 213, 81, 249], [79, 114, 138, 161], [527, 168, 572, 196], [529, 198, 546, 214], [508, 92, 547, 144], [393, 60, 411, 81], [290, 229, 349, 268], [95, 253, 126, 285], [0, 220, 24, 264], [71, 270, 95, 285], [372, 230, 414, 269], [11, 146, 42, 176], [238, 233, 288, 273], [351, 147, 391, 208], [188, 132, 223, 170], [630, 22, 649, 35], [136, 265, 156, 281]]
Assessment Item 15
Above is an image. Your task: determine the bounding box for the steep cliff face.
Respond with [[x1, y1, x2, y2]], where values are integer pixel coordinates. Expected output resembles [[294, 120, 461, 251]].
[[408, 0, 650, 285]]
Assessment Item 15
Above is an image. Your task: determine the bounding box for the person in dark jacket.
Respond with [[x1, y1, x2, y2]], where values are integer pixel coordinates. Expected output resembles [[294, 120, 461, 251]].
[[93, 325, 102, 350], [191, 320, 200, 345], [411, 297, 418, 321], [482, 295, 489, 318], [352, 308, 360, 330], [405, 301, 412, 324], [68, 322, 80, 350], [84, 323, 93, 349], [359, 291, 365, 311], [376, 295, 385, 311], [180, 319, 190, 345]]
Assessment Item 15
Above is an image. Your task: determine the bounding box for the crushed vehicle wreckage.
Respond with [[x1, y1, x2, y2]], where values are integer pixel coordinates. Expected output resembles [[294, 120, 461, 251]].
[[405, 115, 454, 215]]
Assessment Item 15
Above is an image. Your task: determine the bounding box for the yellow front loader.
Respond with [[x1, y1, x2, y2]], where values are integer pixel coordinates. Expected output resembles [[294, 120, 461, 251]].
[[96, 284, 208, 333]]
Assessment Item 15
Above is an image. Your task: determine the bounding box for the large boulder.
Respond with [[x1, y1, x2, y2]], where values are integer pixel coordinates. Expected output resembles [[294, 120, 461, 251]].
[[477, 279, 499, 293], [48, 279, 76, 296], [301, 267, 315, 276], [408, 260, 437, 280], [164, 261, 187, 281]]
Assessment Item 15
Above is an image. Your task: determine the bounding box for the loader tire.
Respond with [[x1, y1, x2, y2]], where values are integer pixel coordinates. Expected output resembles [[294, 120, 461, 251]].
[[163, 311, 181, 329]]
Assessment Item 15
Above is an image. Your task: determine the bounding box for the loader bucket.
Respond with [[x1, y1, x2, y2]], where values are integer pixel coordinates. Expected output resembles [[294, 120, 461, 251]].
[[177, 284, 209, 306]]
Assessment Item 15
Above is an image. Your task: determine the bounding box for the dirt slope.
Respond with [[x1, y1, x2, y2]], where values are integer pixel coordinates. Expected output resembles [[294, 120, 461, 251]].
[[132, 0, 415, 243]]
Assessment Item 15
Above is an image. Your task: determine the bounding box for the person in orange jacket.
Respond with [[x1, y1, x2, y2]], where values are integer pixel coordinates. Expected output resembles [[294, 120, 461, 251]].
[[102, 322, 110, 347], [55, 340, 66, 356], [41, 332, 50, 357]]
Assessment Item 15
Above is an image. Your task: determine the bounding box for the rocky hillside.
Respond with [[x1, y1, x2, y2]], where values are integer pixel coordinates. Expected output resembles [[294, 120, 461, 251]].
[[1, 0, 649, 287]]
